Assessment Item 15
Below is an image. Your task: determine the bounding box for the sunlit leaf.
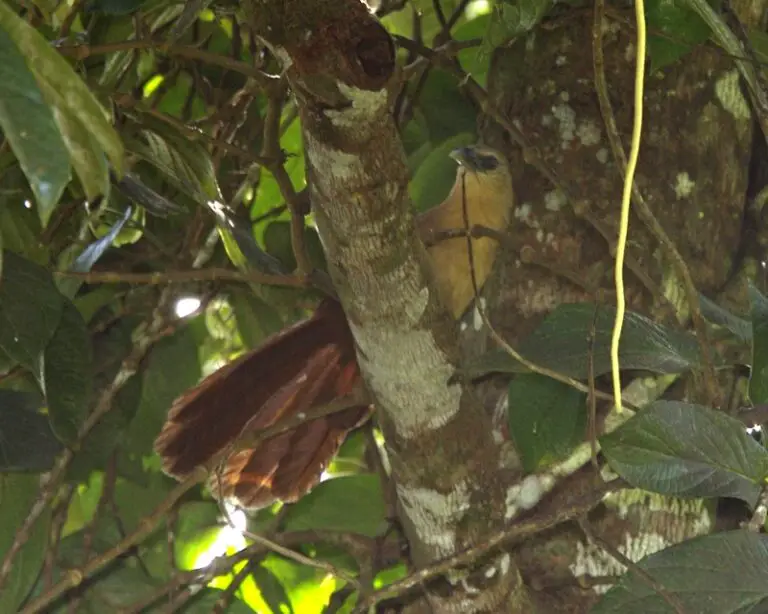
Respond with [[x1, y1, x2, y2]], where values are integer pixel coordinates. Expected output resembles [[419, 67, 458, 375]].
[[283, 474, 386, 537], [593, 531, 768, 613], [0, 1, 123, 176], [601, 401, 768, 505], [229, 289, 284, 349], [0, 26, 70, 222], [645, 0, 711, 71]]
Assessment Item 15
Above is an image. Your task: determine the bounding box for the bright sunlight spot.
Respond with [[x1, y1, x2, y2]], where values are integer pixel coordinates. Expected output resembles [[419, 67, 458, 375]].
[[174, 296, 202, 318], [23, 199, 32, 209], [747, 424, 763, 435], [467, 0, 491, 19], [193, 503, 248, 569]]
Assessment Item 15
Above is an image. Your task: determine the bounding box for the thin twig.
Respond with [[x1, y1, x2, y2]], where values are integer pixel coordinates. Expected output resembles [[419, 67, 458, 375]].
[[54, 267, 305, 288]]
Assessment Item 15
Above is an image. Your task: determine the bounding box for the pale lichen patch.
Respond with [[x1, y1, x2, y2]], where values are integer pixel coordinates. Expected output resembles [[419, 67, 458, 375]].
[[674, 172, 695, 199], [715, 70, 750, 121], [396, 481, 471, 556]]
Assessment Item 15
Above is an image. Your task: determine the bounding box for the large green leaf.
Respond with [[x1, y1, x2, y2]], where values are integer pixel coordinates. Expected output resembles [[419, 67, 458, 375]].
[[126, 324, 201, 457], [507, 374, 586, 472], [0, 0, 123, 186], [43, 299, 93, 445], [645, 0, 712, 72], [0, 389, 61, 471], [0, 27, 70, 221], [0, 473, 52, 612], [593, 531, 768, 614], [749, 284, 768, 404], [463, 303, 701, 380], [282, 474, 386, 537], [0, 250, 64, 374], [601, 401, 768, 505]]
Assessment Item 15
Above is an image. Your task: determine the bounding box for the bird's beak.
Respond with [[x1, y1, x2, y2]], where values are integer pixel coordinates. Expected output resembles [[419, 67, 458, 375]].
[[449, 146, 476, 170]]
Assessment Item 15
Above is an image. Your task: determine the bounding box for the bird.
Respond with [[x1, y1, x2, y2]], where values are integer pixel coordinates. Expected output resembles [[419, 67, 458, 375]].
[[154, 145, 514, 509]]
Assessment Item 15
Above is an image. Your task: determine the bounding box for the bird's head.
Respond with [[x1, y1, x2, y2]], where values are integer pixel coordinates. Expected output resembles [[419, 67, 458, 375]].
[[448, 144, 513, 206]]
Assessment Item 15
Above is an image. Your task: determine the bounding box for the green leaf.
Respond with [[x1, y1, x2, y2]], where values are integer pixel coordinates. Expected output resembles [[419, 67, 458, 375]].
[[593, 531, 768, 614], [0, 202, 47, 265], [283, 474, 386, 537], [0, 1, 123, 175], [419, 70, 477, 143], [250, 565, 294, 614], [0, 250, 64, 374], [0, 389, 61, 471], [750, 284, 768, 404], [700, 292, 751, 343], [43, 299, 93, 445], [0, 473, 52, 612], [129, 126, 220, 204], [175, 590, 254, 614], [126, 324, 201, 456], [229, 289, 284, 349], [645, 0, 712, 72], [410, 133, 475, 213], [601, 401, 768, 505], [507, 374, 586, 472], [454, 15, 493, 88], [263, 221, 327, 272], [41, 80, 110, 203], [0, 26, 70, 222], [251, 118, 305, 230], [68, 372, 143, 479], [463, 303, 701, 380]]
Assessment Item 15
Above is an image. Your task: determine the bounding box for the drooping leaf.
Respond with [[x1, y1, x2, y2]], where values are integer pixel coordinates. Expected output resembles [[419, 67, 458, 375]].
[[283, 474, 386, 537], [0, 1, 123, 175], [749, 284, 768, 404], [0, 250, 64, 374], [592, 531, 768, 614], [0, 26, 70, 222], [126, 324, 201, 457], [115, 172, 186, 216], [0, 389, 61, 471], [62, 206, 133, 300], [463, 303, 701, 380], [0, 474, 52, 613], [40, 80, 109, 203], [507, 374, 586, 472], [601, 401, 768, 505], [129, 126, 220, 204], [43, 299, 93, 445]]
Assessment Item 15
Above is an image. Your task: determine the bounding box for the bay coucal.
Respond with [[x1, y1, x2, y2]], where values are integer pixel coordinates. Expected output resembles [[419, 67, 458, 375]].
[[154, 145, 514, 508]]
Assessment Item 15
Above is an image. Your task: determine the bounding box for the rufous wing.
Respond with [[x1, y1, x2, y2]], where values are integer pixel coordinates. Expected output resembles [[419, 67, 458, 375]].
[[154, 299, 370, 508]]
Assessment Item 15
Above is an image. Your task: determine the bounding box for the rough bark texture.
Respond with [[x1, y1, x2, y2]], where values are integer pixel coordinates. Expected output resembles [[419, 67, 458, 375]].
[[472, 2, 764, 611], [246, 1, 533, 611]]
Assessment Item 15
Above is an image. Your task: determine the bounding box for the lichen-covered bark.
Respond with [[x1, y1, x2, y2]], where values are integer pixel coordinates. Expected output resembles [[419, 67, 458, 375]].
[[477, 3, 764, 611], [244, 1, 532, 611]]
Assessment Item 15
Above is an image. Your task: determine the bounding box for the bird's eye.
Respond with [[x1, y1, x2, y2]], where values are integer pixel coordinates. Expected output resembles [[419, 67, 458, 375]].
[[473, 152, 499, 171]]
